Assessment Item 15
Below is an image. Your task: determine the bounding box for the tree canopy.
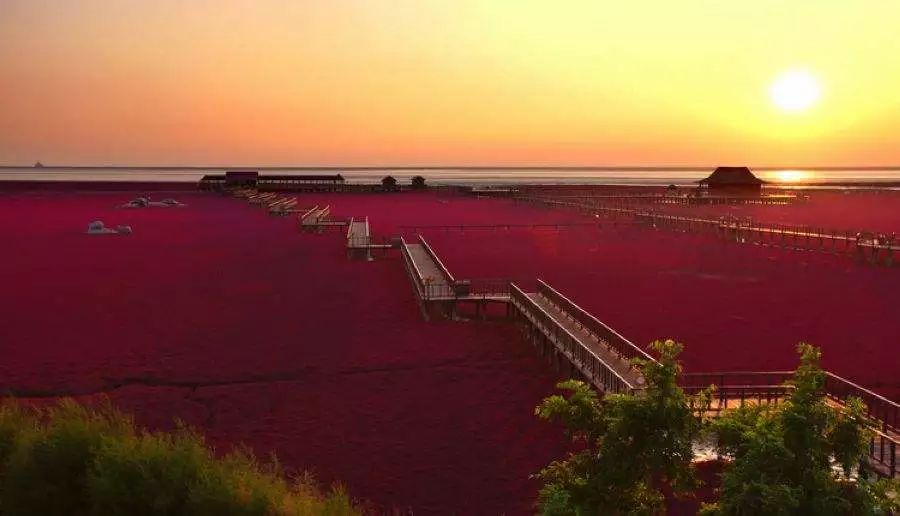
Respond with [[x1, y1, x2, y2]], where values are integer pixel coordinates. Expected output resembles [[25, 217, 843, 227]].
[[701, 343, 900, 516], [534, 339, 708, 515], [534, 341, 900, 515]]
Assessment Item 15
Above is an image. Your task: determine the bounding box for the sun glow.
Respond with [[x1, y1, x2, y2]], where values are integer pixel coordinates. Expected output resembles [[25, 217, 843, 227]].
[[773, 170, 812, 183], [770, 70, 822, 113]]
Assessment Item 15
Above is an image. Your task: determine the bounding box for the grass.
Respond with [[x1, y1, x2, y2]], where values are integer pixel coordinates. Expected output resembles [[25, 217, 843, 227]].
[[0, 398, 360, 516]]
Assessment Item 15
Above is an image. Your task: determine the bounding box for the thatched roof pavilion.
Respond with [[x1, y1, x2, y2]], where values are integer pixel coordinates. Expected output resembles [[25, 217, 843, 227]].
[[698, 167, 764, 195]]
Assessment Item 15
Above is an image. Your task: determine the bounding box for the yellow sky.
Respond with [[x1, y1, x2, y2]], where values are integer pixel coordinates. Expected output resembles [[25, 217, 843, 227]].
[[2, 0, 899, 166]]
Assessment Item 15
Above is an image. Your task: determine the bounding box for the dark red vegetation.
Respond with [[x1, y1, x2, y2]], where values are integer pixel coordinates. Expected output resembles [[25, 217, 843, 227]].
[[1, 188, 898, 513], [653, 189, 900, 235], [417, 195, 900, 402], [0, 191, 568, 514]]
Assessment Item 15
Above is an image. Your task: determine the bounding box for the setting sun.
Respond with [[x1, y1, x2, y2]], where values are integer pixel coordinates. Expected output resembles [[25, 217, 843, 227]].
[[772, 169, 812, 182], [770, 70, 822, 113]]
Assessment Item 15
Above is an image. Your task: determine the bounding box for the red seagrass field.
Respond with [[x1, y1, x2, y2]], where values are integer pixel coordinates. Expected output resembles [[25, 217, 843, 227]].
[[1, 188, 898, 513]]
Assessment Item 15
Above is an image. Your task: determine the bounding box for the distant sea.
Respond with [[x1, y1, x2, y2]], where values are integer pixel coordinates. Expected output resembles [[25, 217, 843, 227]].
[[3, 167, 900, 188]]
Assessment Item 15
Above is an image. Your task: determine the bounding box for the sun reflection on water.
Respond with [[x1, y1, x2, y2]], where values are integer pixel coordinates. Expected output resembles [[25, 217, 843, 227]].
[[771, 170, 813, 183]]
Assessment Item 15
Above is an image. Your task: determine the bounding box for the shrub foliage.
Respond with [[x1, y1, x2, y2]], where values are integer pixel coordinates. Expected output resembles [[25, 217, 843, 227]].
[[701, 343, 900, 516], [533, 339, 708, 515], [535, 341, 900, 515], [0, 398, 359, 516]]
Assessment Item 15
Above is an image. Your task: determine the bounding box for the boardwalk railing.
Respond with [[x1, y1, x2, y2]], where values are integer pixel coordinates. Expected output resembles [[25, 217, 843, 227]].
[[522, 194, 797, 206], [677, 370, 900, 435], [511, 283, 644, 395], [679, 371, 794, 415], [536, 279, 654, 365], [400, 235, 456, 300], [420, 282, 456, 300], [400, 237, 427, 300], [824, 372, 900, 436], [417, 278, 511, 300], [837, 379, 900, 476], [465, 278, 512, 298], [677, 370, 898, 477], [517, 195, 900, 264], [417, 234, 456, 285], [402, 222, 603, 233]]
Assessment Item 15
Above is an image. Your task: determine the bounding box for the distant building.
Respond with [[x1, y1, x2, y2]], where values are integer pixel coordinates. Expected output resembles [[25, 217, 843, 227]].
[[225, 170, 259, 188], [381, 175, 398, 191], [199, 172, 349, 192], [698, 167, 764, 196], [198, 174, 226, 191], [256, 174, 345, 191]]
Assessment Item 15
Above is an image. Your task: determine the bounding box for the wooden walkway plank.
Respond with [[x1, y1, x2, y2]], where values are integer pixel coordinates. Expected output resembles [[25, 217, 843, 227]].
[[405, 243, 451, 289], [347, 217, 371, 249], [527, 292, 645, 389]]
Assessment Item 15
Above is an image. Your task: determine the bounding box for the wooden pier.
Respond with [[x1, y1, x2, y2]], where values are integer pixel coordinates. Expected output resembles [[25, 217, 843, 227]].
[[299, 205, 347, 233], [518, 195, 900, 266], [267, 197, 298, 216], [346, 217, 371, 260], [345, 217, 395, 259]]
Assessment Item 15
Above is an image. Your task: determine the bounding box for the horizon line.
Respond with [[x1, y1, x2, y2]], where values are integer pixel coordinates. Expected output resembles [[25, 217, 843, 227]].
[[4, 165, 900, 172]]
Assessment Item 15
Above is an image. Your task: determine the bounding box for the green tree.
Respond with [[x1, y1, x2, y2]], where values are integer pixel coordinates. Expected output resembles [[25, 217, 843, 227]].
[[701, 343, 900, 516], [533, 339, 709, 515]]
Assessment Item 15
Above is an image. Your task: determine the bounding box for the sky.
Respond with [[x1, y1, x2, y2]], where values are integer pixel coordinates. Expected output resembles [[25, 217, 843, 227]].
[[2, 0, 899, 167]]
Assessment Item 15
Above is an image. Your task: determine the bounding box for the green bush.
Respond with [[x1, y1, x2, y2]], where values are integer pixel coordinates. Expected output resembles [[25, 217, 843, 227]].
[[701, 344, 900, 516], [0, 398, 361, 516], [533, 339, 710, 515]]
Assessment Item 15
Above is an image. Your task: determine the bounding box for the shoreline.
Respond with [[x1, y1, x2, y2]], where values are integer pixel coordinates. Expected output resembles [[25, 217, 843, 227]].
[[2, 179, 900, 192], [4, 165, 900, 171]]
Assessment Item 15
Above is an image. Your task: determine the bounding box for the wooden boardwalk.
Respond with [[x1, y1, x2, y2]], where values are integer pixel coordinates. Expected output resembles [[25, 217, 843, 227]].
[[256, 191, 899, 477], [399, 222, 602, 233], [401, 236, 456, 301], [511, 285, 645, 394], [510, 281, 899, 476], [400, 235, 511, 321], [346, 217, 372, 260], [299, 205, 348, 233], [347, 218, 370, 247], [529, 194, 797, 206], [518, 195, 900, 265]]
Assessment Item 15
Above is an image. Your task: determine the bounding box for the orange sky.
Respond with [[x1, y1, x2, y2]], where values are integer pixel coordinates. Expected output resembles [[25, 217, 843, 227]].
[[2, 1, 899, 167]]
